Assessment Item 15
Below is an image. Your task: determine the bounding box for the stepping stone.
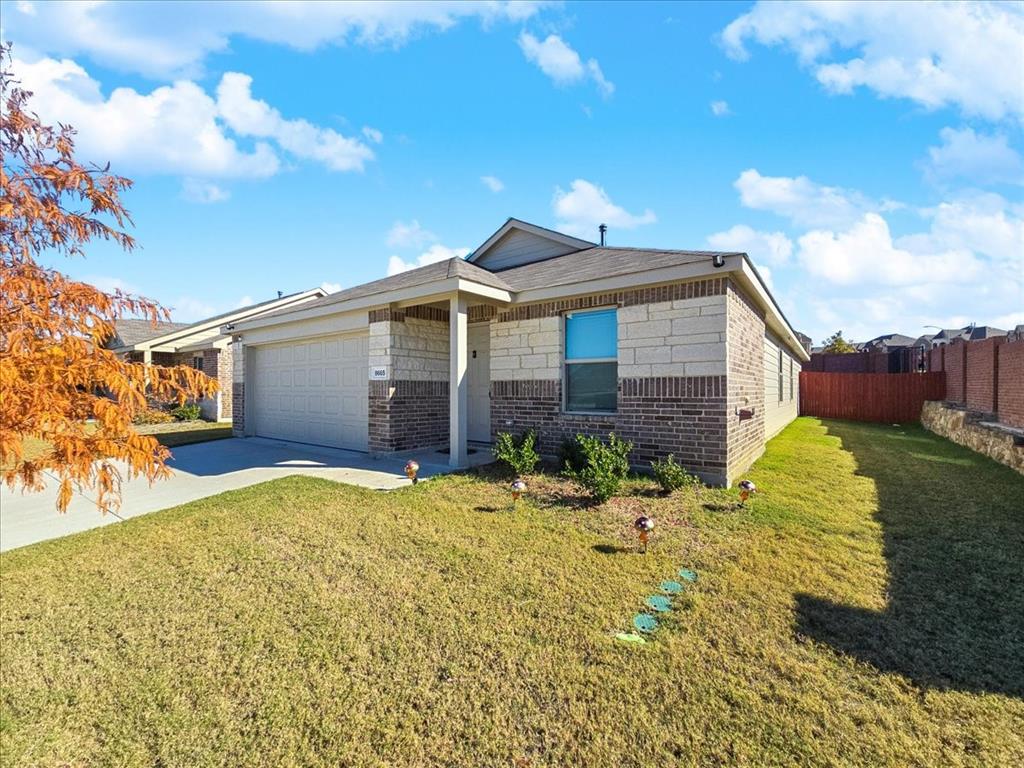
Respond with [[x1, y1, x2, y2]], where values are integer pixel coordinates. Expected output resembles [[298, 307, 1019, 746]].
[[679, 568, 698, 582], [646, 595, 672, 612], [633, 613, 659, 634], [615, 632, 647, 645], [660, 580, 684, 594]]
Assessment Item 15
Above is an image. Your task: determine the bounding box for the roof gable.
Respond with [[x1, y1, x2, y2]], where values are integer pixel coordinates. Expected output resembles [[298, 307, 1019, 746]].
[[467, 218, 594, 271]]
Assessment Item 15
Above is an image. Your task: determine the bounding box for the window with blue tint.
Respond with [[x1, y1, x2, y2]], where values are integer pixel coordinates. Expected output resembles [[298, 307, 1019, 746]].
[[565, 309, 617, 360], [564, 308, 617, 412]]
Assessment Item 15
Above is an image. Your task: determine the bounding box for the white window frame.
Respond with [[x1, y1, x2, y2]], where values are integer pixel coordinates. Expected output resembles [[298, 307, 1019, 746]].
[[562, 307, 618, 415]]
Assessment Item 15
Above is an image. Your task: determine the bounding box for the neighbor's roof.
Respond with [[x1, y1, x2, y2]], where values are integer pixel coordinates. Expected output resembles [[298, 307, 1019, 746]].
[[493, 246, 738, 292], [108, 319, 191, 348], [245, 258, 513, 324], [863, 333, 918, 348]]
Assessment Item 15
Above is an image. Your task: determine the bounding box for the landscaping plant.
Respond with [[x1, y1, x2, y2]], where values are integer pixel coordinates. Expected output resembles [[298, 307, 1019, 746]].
[[171, 403, 202, 422], [493, 429, 540, 476], [651, 454, 699, 494], [562, 432, 633, 503], [132, 407, 175, 425]]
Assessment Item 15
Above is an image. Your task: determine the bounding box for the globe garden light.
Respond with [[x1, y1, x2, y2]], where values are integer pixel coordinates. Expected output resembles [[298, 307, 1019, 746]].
[[738, 479, 757, 504], [405, 460, 420, 484], [511, 477, 527, 504], [634, 515, 654, 553]]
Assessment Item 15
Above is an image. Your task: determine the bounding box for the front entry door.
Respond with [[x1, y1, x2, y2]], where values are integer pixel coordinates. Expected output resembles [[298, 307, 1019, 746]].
[[467, 323, 491, 443]]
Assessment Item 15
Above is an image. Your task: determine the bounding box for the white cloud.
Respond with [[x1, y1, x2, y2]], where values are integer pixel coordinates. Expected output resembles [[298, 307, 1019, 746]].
[[11, 55, 279, 178], [903, 193, 1024, 265], [756, 264, 774, 292], [387, 244, 470, 276], [362, 126, 384, 144], [797, 213, 980, 286], [6, 1, 545, 79], [552, 179, 656, 240], [480, 175, 504, 193], [386, 220, 437, 249], [518, 32, 615, 97], [216, 73, 374, 172], [170, 296, 220, 322], [15, 1, 36, 16], [234, 295, 255, 308], [710, 100, 731, 116], [923, 127, 1023, 186], [706, 224, 793, 266], [181, 178, 230, 204], [320, 282, 342, 294], [721, 1, 1024, 122], [734, 168, 883, 229]]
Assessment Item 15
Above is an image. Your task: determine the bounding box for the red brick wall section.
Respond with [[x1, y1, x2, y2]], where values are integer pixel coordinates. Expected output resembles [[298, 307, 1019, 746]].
[[965, 337, 1004, 414], [491, 376, 730, 485], [929, 346, 945, 372], [726, 281, 767, 482], [945, 342, 967, 404], [997, 338, 1024, 428], [368, 380, 449, 453]]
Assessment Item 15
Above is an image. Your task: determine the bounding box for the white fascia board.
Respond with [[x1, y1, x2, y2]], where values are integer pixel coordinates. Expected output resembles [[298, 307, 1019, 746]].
[[230, 278, 512, 333], [174, 335, 231, 353], [135, 289, 325, 350], [467, 219, 595, 263], [734, 258, 810, 362]]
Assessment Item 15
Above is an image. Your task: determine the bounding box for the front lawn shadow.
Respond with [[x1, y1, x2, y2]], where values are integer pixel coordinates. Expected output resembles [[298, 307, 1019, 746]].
[[795, 421, 1024, 698]]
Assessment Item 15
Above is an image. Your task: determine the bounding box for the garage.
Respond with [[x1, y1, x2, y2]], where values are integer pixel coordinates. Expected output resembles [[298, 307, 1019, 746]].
[[249, 333, 368, 451]]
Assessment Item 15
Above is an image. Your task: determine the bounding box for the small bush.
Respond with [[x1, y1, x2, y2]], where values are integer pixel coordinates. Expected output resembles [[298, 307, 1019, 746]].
[[651, 454, 699, 494], [133, 407, 174, 425], [493, 430, 540, 476], [171, 403, 202, 422], [562, 432, 633, 503], [559, 436, 587, 474]]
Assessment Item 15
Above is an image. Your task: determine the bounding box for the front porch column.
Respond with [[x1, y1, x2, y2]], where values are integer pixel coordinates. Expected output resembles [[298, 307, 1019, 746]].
[[143, 348, 153, 388], [449, 293, 468, 468]]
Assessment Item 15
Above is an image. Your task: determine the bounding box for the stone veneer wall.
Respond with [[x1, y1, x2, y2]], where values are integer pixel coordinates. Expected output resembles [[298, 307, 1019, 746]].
[[922, 401, 1023, 474], [489, 277, 734, 484], [726, 282, 768, 482], [367, 306, 450, 453], [232, 340, 245, 436]]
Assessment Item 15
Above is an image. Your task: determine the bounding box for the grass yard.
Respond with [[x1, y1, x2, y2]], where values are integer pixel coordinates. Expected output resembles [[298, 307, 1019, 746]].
[[1, 418, 1022, 767], [9, 421, 232, 466]]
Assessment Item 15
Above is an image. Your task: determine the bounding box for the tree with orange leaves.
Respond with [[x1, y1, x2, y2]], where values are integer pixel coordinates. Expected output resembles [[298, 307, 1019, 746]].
[[1, 44, 217, 513]]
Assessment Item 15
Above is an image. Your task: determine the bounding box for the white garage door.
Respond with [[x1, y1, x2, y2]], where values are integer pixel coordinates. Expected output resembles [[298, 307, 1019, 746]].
[[251, 333, 368, 451]]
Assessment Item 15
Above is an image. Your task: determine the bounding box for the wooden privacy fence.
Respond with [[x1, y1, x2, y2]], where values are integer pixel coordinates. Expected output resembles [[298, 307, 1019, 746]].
[[799, 372, 946, 423]]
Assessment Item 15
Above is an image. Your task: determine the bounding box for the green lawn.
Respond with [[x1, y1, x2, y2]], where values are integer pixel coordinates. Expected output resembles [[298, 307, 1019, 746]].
[[1, 418, 1022, 767]]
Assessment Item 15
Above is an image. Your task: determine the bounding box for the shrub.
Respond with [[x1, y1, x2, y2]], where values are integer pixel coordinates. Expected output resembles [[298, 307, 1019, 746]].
[[133, 407, 174, 425], [651, 454, 699, 494], [559, 436, 587, 474], [493, 430, 540, 476], [171, 403, 202, 422], [562, 432, 633, 503]]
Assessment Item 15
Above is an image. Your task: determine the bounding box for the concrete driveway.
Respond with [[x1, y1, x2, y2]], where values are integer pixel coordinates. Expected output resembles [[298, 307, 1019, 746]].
[[1, 437, 492, 553]]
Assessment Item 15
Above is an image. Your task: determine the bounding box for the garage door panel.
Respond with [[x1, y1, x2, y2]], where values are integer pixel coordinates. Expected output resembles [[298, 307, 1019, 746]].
[[251, 332, 368, 451]]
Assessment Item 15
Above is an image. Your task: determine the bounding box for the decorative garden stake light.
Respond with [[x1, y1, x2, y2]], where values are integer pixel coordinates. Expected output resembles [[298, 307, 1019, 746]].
[[405, 460, 420, 484], [511, 477, 527, 505], [738, 479, 757, 505], [634, 515, 655, 553]]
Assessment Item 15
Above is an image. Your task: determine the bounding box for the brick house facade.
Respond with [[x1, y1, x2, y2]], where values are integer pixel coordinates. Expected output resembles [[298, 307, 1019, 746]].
[[227, 219, 808, 485]]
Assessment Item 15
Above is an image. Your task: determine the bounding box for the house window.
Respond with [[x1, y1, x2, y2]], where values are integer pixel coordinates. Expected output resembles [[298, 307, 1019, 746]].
[[192, 356, 203, 371], [789, 357, 794, 401], [778, 348, 784, 403], [564, 308, 617, 413]]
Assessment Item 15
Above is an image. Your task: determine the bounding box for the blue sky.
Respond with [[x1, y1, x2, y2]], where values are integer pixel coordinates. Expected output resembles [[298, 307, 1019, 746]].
[[6, 0, 1023, 343]]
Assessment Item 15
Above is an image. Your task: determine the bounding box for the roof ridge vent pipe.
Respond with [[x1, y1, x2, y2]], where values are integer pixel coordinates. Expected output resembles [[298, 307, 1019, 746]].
[[599, 223, 607, 246]]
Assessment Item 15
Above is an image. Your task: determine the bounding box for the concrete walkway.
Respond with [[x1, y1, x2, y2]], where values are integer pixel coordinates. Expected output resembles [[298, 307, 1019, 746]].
[[0, 437, 492, 553]]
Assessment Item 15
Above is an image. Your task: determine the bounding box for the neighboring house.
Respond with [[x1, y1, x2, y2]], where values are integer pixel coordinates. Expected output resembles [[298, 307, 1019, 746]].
[[106, 289, 327, 421], [226, 218, 809, 485], [930, 325, 1007, 347], [860, 333, 919, 352]]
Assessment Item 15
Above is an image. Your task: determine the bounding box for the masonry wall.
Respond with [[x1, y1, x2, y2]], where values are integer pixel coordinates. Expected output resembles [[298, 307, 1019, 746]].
[[489, 277, 734, 484], [997, 341, 1024, 429], [232, 340, 245, 436], [965, 337, 1004, 414], [367, 307, 450, 453], [726, 283, 768, 482], [945, 343, 967, 404]]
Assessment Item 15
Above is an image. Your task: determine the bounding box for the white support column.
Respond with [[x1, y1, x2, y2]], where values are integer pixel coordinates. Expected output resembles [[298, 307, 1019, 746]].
[[143, 348, 153, 389], [449, 293, 468, 468]]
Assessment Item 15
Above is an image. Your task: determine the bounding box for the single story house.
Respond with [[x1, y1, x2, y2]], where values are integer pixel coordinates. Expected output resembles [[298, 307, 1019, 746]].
[[106, 289, 327, 421], [226, 219, 808, 485]]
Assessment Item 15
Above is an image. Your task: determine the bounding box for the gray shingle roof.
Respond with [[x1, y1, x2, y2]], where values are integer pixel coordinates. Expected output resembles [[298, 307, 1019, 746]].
[[493, 246, 738, 291], [108, 319, 190, 348], [246, 259, 513, 324]]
